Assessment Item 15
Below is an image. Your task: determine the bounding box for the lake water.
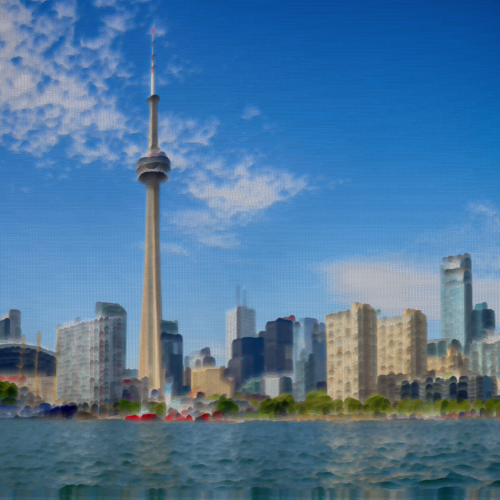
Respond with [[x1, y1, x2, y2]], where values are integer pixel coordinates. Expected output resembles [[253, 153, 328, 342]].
[[1, 420, 500, 498]]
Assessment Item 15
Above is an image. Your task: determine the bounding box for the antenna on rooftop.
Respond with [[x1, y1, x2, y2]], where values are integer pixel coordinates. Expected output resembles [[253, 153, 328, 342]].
[[236, 285, 240, 307]]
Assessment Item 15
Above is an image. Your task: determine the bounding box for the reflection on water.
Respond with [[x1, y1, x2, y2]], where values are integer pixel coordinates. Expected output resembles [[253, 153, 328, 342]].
[[1, 420, 500, 498]]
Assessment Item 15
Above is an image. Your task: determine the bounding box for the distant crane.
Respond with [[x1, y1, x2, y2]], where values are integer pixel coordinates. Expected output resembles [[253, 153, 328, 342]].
[[53, 325, 60, 405], [34, 331, 41, 403]]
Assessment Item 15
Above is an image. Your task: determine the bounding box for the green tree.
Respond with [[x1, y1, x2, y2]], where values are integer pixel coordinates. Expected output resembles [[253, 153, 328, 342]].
[[472, 400, 484, 413], [364, 394, 391, 416], [215, 396, 239, 415], [397, 399, 424, 416], [485, 398, 498, 416], [258, 394, 296, 417], [0, 381, 18, 404], [118, 399, 141, 415], [440, 399, 450, 415], [344, 398, 363, 414], [153, 402, 166, 416], [118, 398, 131, 413], [302, 391, 335, 415], [332, 399, 344, 415]]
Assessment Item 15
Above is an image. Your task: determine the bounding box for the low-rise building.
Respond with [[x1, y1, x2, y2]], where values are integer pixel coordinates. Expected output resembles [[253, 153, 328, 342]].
[[190, 366, 234, 398]]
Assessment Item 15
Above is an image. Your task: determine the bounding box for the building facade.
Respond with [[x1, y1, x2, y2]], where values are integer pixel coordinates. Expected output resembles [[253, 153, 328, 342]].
[[471, 303, 495, 343], [227, 336, 264, 391], [441, 254, 473, 350], [470, 337, 500, 378], [293, 318, 318, 401], [56, 302, 126, 406], [377, 309, 427, 380], [259, 318, 293, 377], [160, 320, 183, 397], [0, 310, 21, 343], [427, 339, 470, 379], [190, 366, 234, 398], [225, 306, 256, 364], [326, 303, 377, 402]]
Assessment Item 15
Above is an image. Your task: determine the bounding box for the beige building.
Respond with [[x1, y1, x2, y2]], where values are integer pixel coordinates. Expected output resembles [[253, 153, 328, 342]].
[[378, 309, 427, 380], [191, 366, 234, 398], [427, 342, 470, 379], [326, 303, 377, 402]]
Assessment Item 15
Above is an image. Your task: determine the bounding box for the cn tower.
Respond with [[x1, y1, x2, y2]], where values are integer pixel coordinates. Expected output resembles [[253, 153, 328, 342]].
[[137, 29, 170, 397]]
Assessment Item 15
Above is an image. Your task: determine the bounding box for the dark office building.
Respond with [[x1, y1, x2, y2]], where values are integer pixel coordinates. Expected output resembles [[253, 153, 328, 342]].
[[227, 336, 264, 390], [160, 320, 183, 396], [312, 325, 327, 388], [0, 318, 10, 342], [0, 310, 21, 342], [259, 318, 293, 375], [471, 302, 495, 342]]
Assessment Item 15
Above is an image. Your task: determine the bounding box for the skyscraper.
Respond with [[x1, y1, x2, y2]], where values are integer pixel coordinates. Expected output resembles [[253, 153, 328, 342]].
[[377, 309, 427, 380], [471, 302, 495, 343], [326, 303, 377, 402], [225, 306, 256, 364], [293, 317, 318, 400], [0, 310, 21, 342], [441, 254, 472, 350], [227, 336, 264, 390], [160, 320, 183, 397], [57, 302, 126, 406], [259, 318, 293, 377], [137, 30, 171, 396]]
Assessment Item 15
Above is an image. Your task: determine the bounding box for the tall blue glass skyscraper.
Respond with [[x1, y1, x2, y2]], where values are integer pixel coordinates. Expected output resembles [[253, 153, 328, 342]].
[[440, 254, 472, 351], [293, 318, 318, 401]]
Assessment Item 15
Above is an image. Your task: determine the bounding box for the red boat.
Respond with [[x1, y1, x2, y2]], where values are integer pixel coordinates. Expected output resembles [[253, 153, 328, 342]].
[[125, 414, 158, 421]]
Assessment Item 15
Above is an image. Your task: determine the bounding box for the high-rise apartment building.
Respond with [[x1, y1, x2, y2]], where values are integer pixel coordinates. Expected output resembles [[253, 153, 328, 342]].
[[377, 309, 427, 380], [441, 254, 472, 350], [471, 302, 495, 343], [160, 320, 183, 397], [56, 302, 126, 406], [225, 306, 256, 363], [0, 310, 21, 342], [326, 303, 377, 402]]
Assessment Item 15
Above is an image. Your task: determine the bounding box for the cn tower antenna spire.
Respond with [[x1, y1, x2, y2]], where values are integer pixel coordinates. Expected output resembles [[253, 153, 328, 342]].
[[151, 28, 156, 97]]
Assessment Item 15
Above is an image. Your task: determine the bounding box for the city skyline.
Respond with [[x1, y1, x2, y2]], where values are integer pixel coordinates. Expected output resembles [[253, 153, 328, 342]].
[[2, 0, 500, 369]]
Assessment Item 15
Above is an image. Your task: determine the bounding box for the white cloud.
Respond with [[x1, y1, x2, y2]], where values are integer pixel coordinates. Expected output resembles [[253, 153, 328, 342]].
[[0, 0, 133, 165], [35, 160, 55, 169], [103, 12, 133, 32], [170, 156, 307, 248], [54, 1, 78, 20], [317, 258, 441, 319], [317, 201, 500, 322], [93, 0, 118, 7], [159, 115, 219, 148], [161, 243, 188, 256], [242, 106, 261, 121]]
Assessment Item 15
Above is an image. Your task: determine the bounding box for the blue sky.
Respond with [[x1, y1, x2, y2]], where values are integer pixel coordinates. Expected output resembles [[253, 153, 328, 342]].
[[1, 0, 500, 368]]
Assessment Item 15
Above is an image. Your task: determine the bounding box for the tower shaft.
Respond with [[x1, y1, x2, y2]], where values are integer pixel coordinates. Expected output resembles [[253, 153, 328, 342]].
[[138, 174, 163, 392], [137, 29, 170, 399]]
